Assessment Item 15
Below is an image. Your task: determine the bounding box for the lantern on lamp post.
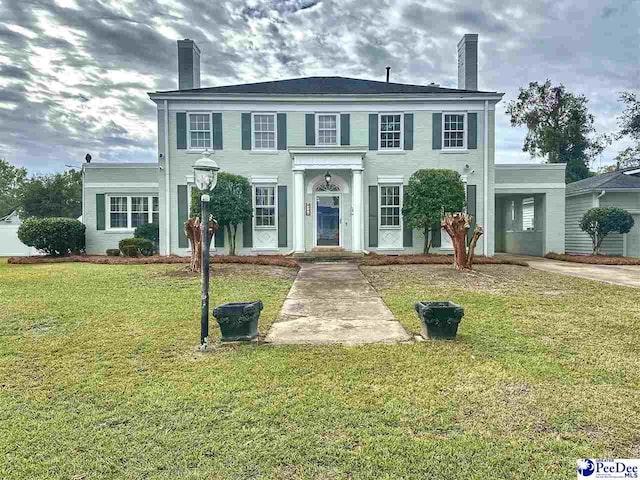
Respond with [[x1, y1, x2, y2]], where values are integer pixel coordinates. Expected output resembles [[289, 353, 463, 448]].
[[193, 150, 220, 349]]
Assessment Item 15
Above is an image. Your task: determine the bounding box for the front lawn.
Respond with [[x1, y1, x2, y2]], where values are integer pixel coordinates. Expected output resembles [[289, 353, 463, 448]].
[[1, 262, 639, 479]]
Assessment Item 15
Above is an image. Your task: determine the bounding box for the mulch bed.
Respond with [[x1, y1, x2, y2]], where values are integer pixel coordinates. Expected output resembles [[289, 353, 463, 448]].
[[544, 253, 640, 265], [7, 254, 300, 268], [360, 254, 528, 267]]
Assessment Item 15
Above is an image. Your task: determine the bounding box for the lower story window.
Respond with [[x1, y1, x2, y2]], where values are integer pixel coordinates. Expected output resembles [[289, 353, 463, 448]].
[[108, 195, 159, 229], [110, 196, 128, 228], [380, 185, 400, 227], [255, 186, 275, 227]]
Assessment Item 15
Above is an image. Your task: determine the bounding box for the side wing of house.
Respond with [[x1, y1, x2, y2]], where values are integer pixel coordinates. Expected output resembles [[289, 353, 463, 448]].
[[83, 164, 160, 255], [495, 164, 566, 256]]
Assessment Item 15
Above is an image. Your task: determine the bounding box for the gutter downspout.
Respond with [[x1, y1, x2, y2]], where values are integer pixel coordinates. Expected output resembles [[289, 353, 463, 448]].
[[164, 99, 171, 255], [483, 100, 489, 257]]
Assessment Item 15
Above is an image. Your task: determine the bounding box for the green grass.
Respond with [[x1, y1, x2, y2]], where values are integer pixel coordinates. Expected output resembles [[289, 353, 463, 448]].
[[1, 262, 639, 479]]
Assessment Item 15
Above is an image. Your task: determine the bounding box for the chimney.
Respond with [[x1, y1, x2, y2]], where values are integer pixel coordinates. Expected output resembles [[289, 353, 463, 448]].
[[177, 39, 201, 90], [457, 34, 478, 90]]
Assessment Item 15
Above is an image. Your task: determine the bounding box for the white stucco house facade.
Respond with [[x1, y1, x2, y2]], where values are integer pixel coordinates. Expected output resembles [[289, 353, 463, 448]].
[[82, 34, 566, 257]]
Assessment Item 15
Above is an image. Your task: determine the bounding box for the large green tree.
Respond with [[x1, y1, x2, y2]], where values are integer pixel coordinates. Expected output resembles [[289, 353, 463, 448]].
[[506, 80, 608, 183], [191, 172, 252, 256], [403, 169, 466, 254], [20, 170, 82, 218], [0, 159, 27, 217], [613, 92, 640, 170]]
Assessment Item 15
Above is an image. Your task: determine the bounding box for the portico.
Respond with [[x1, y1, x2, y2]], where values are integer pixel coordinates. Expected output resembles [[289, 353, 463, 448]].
[[289, 147, 367, 253]]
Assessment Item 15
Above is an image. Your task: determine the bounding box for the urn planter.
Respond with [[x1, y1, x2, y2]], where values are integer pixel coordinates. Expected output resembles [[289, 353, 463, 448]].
[[212, 300, 263, 342], [415, 301, 464, 340]]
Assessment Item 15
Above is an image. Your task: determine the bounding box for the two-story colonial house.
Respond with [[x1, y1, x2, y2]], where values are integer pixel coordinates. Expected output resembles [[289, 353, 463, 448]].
[[82, 34, 566, 257]]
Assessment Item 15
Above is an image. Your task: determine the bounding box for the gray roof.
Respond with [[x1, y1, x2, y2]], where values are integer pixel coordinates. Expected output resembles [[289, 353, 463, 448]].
[[153, 76, 500, 96], [567, 167, 640, 195]]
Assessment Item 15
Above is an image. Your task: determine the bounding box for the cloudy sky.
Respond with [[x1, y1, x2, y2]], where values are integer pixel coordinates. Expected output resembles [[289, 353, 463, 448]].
[[0, 0, 638, 174]]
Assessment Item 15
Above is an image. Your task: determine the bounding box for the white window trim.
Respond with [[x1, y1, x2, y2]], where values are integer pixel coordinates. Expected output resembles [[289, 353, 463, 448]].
[[378, 183, 403, 230], [187, 112, 213, 151], [252, 183, 278, 230], [106, 194, 158, 231], [378, 113, 404, 151], [315, 113, 340, 146], [251, 112, 278, 151], [442, 112, 468, 151]]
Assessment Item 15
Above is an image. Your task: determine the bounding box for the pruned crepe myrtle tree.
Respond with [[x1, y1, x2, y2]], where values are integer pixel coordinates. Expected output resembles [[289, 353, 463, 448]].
[[442, 213, 484, 270], [580, 207, 634, 255], [189, 172, 252, 263], [403, 169, 466, 254]]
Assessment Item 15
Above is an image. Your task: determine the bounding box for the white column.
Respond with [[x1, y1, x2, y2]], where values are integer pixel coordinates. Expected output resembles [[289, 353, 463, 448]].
[[351, 169, 363, 252], [293, 169, 305, 253]]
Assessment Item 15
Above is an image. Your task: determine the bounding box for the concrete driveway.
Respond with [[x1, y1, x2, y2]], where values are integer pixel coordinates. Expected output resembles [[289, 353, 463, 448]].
[[513, 256, 640, 289]]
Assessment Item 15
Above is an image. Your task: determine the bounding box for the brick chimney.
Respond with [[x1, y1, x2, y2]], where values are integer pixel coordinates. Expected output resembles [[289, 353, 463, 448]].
[[457, 34, 478, 90], [177, 39, 201, 90]]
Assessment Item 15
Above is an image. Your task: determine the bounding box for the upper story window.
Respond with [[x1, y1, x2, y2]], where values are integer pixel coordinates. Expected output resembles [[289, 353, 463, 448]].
[[254, 186, 276, 227], [317, 114, 339, 145], [443, 113, 466, 149], [108, 195, 159, 230], [253, 113, 276, 150], [188, 113, 212, 150], [379, 185, 401, 227], [379, 114, 403, 150]]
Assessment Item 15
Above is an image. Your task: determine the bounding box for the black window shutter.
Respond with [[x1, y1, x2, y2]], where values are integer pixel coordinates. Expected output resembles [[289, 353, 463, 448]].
[[404, 113, 414, 150], [340, 114, 350, 145], [212, 113, 223, 150], [277, 113, 287, 150], [468, 113, 478, 149], [305, 114, 315, 145], [96, 194, 105, 231], [368, 186, 378, 247], [177, 112, 187, 150], [466, 185, 477, 244], [215, 226, 225, 249], [242, 189, 253, 248], [241, 113, 251, 150], [368, 114, 378, 150], [402, 190, 412, 247], [278, 186, 287, 247], [177, 185, 188, 248], [431, 224, 441, 248], [432, 113, 442, 150]]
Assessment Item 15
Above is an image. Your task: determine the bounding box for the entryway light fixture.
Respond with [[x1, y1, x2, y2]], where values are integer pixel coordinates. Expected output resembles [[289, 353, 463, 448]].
[[324, 171, 332, 186]]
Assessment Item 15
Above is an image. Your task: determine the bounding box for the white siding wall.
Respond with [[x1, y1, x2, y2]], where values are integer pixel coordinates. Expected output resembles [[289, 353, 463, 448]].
[[565, 193, 594, 254]]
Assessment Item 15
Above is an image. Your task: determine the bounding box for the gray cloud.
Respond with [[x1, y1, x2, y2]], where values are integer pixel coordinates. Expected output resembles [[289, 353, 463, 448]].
[[0, 0, 638, 173]]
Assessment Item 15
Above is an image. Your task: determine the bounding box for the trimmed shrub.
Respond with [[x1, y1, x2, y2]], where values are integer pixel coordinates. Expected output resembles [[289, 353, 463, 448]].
[[134, 223, 159, 251], [106, 248, 121, 256], [17, 217, 85, 256], [580, 207, 634, 254], [119, 237, 154, 257]]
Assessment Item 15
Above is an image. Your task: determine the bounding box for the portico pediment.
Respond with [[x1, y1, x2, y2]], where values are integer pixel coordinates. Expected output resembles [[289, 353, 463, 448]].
[[288, 146, 367, 171]]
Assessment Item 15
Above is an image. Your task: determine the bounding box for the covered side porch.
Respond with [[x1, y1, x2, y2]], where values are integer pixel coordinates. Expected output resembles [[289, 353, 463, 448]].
[[494, 164, 566, 256]]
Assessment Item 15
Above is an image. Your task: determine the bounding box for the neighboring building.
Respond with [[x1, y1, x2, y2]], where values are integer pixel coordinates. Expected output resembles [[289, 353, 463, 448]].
[[565, 167, 640, 257], [82, 34, 565, 257], [0, 210, 35, 256]]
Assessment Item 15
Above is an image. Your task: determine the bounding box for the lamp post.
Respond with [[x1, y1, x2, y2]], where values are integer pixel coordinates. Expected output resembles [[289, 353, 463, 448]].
[[193, 150, 220, 349]]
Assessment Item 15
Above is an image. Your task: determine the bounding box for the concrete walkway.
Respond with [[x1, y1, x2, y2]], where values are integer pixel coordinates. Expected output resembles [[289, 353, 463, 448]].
[[506, 255, 640, 289], [266, 262, 412, 345]]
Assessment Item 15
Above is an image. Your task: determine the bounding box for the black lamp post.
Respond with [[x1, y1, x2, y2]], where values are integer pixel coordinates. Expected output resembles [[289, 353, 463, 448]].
[[193, 150, 220, 349]]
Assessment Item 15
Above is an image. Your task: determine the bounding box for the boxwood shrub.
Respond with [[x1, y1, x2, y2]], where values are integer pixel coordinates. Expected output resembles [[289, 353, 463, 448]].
[[106, 248, 121, 256], [134, 223, 159, 252], [118, 237, 153, 257], [17, 217, 85, 256]]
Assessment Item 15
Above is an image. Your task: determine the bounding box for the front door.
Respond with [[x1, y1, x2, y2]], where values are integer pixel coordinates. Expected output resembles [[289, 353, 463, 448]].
[[316, 195, 340, 246]]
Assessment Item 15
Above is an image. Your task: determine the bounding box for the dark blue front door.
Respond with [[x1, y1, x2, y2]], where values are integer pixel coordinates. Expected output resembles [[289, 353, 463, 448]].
[[316, 195, 340, 246]]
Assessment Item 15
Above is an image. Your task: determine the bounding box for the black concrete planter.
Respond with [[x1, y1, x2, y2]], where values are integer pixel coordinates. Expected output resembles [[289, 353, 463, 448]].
[[212, 300, 263, 342], [415, 301, 464, 340]]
